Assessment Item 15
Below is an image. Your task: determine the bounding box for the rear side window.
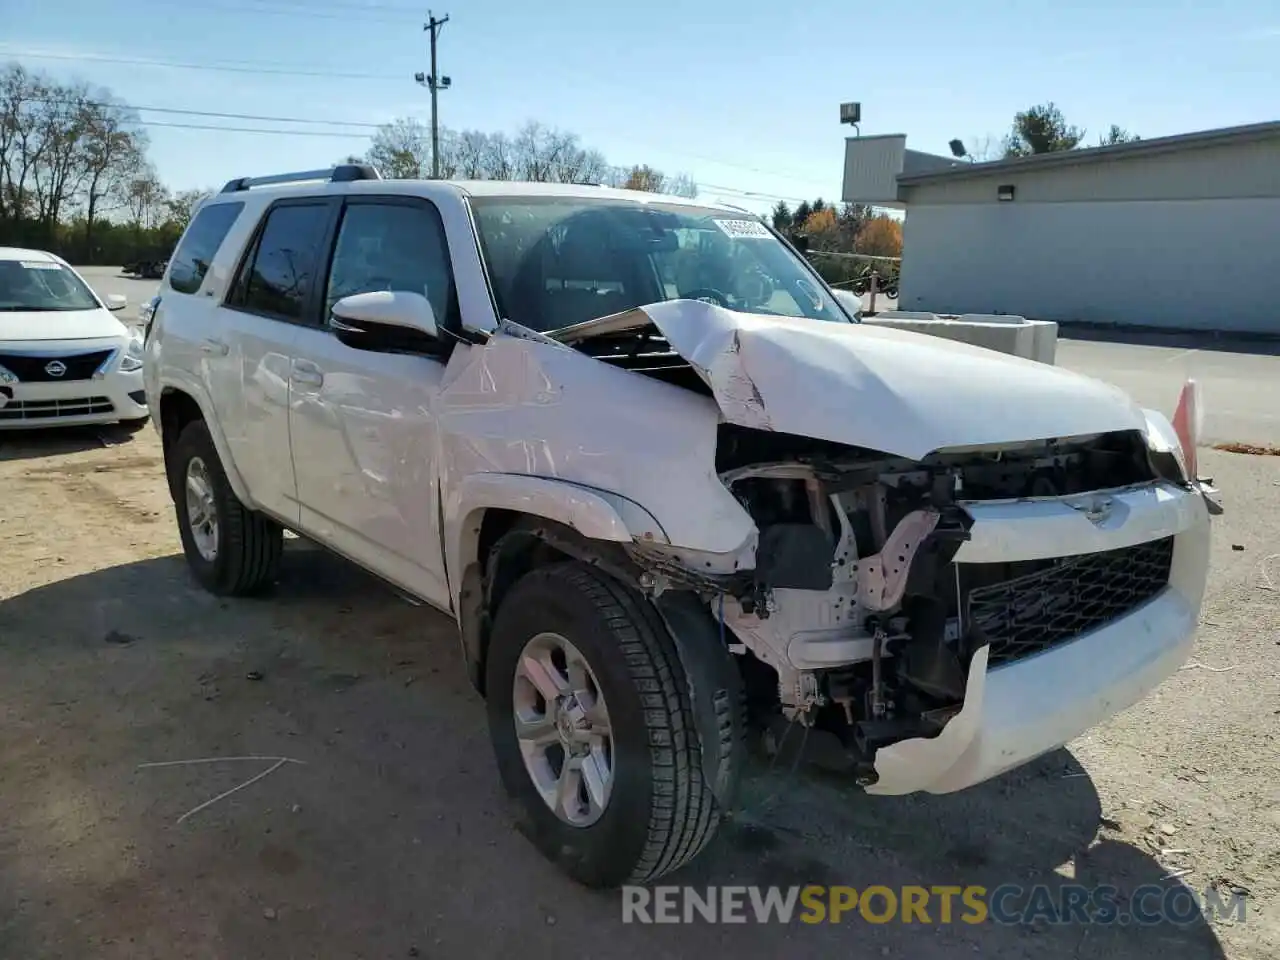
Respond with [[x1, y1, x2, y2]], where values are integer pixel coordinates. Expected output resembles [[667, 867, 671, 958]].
[[229, 203, 331, 322], [168, 202, 243, 294]]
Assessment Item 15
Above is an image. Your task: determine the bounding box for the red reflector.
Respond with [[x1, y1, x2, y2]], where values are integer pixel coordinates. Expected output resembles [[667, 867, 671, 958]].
[[1172, 379, 1199, 480]]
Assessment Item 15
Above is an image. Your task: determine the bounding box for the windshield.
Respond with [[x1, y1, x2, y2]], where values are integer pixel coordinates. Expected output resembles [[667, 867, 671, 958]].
[[469, 197, 851, 332], [0, 259, 100, 312]]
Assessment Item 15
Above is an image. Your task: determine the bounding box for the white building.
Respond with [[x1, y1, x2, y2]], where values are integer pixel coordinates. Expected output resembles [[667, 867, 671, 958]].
[[840, 122, 1280, 334]]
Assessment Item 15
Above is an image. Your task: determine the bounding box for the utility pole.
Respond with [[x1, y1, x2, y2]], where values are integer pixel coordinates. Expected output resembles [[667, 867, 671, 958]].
[[414, 12, 451, 179]]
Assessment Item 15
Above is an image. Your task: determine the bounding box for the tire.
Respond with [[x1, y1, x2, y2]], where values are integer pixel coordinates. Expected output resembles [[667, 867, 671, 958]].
[[486, 561, 726, 888], [168, 419, 282, 596]]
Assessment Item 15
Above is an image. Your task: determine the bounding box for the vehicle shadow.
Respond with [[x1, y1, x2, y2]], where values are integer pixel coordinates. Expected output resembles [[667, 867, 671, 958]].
[[0, 424, 146, 462], [0, 547, 1228, 960]]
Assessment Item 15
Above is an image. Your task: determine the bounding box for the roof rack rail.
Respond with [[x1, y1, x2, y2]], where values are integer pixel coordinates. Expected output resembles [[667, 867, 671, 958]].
[[219, 163, 382, 194]]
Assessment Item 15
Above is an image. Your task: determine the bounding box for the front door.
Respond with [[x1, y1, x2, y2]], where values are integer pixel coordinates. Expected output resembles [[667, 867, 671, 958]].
[[288, 196, 456, 610], [210, 198, 338, 522]]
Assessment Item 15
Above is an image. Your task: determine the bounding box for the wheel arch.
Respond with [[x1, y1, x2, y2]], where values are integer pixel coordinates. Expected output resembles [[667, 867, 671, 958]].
[[445, 474, 668, 695], [157, 380, 253, 506]]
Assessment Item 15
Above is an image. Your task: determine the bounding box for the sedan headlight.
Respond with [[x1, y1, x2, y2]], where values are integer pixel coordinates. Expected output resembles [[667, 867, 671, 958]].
[[0, 363, 16, 386], [119, 337, 145, 373]]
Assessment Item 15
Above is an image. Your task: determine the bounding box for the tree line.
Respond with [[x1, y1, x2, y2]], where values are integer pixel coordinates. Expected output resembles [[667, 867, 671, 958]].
[[0, 63, 208, 265], [0, 62, 702, 265], [967, 102, 1139, 161], [353, 117, 698, 197], [768, 198, 904, 285]]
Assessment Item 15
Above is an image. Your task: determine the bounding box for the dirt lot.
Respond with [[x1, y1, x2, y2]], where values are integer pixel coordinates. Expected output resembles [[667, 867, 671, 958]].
[[1, 425, 1277, 959]]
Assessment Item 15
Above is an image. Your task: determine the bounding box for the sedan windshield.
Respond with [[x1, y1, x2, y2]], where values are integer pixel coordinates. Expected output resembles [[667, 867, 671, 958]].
[[0, 259, 100, 312], [469, 196, 851, 332]]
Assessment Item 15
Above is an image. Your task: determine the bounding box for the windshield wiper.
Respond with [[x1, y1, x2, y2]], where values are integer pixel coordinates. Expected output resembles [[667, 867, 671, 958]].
[[0, 305, 44, 312]]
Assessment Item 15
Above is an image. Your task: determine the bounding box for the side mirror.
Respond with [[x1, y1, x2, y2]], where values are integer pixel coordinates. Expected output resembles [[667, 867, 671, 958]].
[[105, 294, 128, 311], [791, 234, 811, 253], [330, 290, 439, 350]]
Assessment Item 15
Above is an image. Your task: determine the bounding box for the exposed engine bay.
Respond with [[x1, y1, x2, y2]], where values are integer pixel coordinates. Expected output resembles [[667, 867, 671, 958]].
[[629, 423, 1176, 784]]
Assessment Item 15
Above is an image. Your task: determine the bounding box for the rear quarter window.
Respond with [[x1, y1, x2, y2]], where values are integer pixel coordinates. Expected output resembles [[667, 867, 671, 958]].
[[167, 202, 245, 295]]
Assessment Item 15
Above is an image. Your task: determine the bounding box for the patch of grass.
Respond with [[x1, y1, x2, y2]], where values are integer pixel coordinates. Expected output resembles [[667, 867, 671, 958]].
[[1213, 442, 1280, 456]]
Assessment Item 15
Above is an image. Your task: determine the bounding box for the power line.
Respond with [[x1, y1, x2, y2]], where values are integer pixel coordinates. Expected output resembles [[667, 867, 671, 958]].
[[0, 48, 402, 81], [28, 97, 384, 129], [700, 182, 815, 204], [125, 0, 417, 24], [2, 50, 838, 195], [140, 119, 370, 138]]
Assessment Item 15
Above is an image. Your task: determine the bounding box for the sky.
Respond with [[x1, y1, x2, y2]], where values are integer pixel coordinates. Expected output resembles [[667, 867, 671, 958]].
[[2, 0, 1278, 215]]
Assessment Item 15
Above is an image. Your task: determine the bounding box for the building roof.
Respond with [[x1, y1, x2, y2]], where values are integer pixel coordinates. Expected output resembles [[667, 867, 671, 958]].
[[897, 120, 1280, 186]]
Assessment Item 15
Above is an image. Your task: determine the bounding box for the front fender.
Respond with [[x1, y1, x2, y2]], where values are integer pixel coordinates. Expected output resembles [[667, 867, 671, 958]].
[[444, 472, 668, 612], [155, 371, 255, 509]]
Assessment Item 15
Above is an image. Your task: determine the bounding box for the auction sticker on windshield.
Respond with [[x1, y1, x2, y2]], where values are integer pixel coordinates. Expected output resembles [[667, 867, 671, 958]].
[[20, 261, 61, 270], [713, 219, 772, 240]]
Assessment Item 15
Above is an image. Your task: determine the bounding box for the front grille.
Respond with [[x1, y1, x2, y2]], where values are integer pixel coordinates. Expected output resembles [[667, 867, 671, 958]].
[[0, 396, 114, 421], [963, 537, 1175, 668], [0, 350, 114, 382]]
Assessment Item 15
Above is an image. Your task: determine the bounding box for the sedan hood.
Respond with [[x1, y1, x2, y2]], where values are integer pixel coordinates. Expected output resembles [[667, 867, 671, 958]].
[[0, 307, 126, 343], [609, 301, 1147, 460]]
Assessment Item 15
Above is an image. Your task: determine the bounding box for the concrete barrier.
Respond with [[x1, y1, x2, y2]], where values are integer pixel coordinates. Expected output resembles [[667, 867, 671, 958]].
[[864, 311, 1058, 364]]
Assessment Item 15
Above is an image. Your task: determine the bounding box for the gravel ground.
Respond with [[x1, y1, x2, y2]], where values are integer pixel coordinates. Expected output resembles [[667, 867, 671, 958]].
[[0, 426, 1276, 960], [1, 266, 1276, 958]]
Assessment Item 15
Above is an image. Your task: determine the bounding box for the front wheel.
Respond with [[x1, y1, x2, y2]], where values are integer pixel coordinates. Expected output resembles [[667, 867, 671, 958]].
[[486, 562, 727, 888], [168, 419, 282, 596]]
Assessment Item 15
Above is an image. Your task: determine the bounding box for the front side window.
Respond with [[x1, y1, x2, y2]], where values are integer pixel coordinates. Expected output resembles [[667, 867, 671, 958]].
[[469, 197, 849, 332], [168, 202, 243, 295], [0, 259, 100, 312], [232, 203, 331, 321], [324, 201, 455, 325]]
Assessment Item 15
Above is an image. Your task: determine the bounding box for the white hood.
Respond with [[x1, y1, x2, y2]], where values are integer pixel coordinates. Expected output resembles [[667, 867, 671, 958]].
[[0, 307, 126, 343], [634, 301, 1146, 460]]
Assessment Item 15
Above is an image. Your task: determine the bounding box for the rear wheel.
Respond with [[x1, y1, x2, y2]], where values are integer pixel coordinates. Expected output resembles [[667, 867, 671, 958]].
[[486, 561, 728, 888], [168, 419, 282, 596]]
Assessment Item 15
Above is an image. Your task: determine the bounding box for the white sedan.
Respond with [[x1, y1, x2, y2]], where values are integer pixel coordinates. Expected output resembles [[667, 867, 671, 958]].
[[0, 248, 149, 429]]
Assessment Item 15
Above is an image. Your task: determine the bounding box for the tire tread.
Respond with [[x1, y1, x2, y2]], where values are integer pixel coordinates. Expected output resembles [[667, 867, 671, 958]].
[[541, 563, 720, 884], [171, 420, 282, 596]]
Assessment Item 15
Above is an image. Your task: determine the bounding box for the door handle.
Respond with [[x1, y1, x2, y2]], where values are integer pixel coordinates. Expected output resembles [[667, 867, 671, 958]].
[[200, 338, 229, 357], [291, 360, 324, 388]]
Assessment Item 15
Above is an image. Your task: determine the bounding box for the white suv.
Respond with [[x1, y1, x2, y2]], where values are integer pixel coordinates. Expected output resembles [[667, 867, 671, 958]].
[[144, 165, 1221, 888]]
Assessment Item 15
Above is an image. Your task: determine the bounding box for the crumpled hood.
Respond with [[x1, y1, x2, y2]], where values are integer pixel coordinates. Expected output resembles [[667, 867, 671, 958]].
[[635, 300, 1147, 460], [0, 307, 125, 343]]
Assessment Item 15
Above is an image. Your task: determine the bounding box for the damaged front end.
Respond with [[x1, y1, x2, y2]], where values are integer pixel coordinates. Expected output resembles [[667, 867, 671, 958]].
[[628, 422, 1189, 788], [522, 299, 1212, 792]]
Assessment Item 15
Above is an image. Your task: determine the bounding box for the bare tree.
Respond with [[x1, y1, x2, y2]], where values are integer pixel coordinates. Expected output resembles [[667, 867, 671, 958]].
[[29, 83, 95, 238], [80, 93, 147, 259], [367, 117, 430, 179], [0, 65, 53, 229], [356, 114, 697, 192], [624, 164, 666, 193], [452, 129, 490, 179], [165, 188, 214, 233], [124, 167, 168, 250], [663, 172, 698, 199], [1097, 124, 1140, 146], [964, 134, 1003, 162], [483, 133, 515, 180]]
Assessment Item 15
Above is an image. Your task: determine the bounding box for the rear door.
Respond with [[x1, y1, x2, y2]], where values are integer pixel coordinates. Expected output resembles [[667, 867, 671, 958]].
[[211, 198, 339, 522], [287, 195, 456, 608]]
